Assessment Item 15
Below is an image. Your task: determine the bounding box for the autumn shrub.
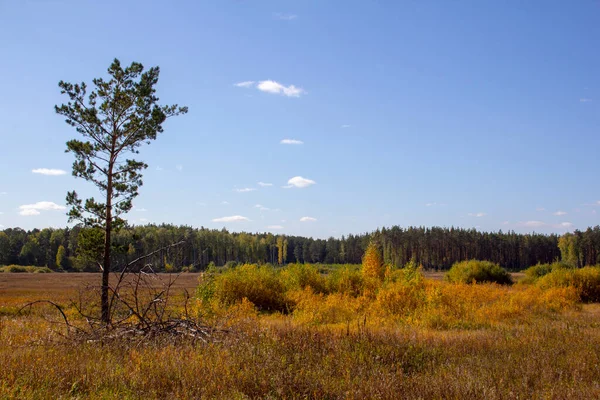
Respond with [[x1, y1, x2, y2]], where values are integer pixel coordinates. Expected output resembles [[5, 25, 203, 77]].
[[280, 263, 327, 293], [372, 259, 427, 318], [289, 288, 364, 325], [410, 281, 578, 329], [372, 279, 427, 318], [198, 264, 290, 312], [523, 261, 573, 282], [537, 266, 600, 302], [445, 260, 512, 285], [385, 258, 423, 284], [326, 265, 364, 296]]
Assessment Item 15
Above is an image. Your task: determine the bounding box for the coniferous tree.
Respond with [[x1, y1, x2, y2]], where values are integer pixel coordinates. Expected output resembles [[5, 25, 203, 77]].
[[56, 59, 187, 324]]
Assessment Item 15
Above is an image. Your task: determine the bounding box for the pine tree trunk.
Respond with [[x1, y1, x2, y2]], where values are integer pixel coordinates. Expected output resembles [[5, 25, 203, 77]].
[[101, 160, 114, 325]]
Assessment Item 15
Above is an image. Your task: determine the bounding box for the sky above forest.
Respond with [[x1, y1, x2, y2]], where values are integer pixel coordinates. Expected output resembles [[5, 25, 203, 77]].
[[0, 0, 599, 238]]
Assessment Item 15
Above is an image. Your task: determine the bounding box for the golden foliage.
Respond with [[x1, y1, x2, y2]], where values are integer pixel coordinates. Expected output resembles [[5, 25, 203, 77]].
[[361, 242, 384, 281]]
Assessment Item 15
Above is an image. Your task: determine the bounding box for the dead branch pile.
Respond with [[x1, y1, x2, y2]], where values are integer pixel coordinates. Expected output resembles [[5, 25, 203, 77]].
[[19, 243, 229, 346]]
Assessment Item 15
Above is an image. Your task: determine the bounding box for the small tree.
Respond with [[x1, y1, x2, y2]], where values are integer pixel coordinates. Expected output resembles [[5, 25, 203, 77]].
[[56, 58, 187, 324], [362, 241, 384, 281], [55, 245, 69, 270]]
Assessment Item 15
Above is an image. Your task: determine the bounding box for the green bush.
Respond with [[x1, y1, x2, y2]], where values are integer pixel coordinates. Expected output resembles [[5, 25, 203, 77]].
[[200, 264, 290, 312], [523, 261, 572, 281], [280, 263, 327, 293], [537, 266, 600, 303], [0, 265, 52, 273], [445, 260, 512, 285], [6, 265, 28, 273]]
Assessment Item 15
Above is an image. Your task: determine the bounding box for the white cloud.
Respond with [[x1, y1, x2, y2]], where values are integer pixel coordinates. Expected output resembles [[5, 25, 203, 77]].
[[156, 166, 164, 171], [536, 207, 546, 212], [520, 220, 545, 228], [341, 124, 351, 128], [235, 188, 256, 193], [134, 207, 148, 212], [255, 204, 270, 211], [426, 202, 446, 207], [300, 216, 317, 222], [257, 80, 306, 97], [258, 182, 273, 187], [176, 164, 183, 171], [580, 98, 593, 103], [139, 218, 149, 223], [221, 201, 230, 205], [20, 209, 40, 216], [212, 215, 250, 223], [274, 13, 297, 20], [0, 192, 6, 196], [516, 220, 574, 230], [32, 168, 67, 176], [501, 221, 509, 225], [468, 212, 486, 217], [19, 201, 65, 216], [267, 225, 284, 230], [0, 224, 3, 228], [287, 176, 316, 188], [234, 81, 255, 88], [553, 211, 567, 216], [280, 139, 304, 145]]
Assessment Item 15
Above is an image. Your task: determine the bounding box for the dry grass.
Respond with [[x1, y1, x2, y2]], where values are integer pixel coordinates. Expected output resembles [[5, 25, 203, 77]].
[[1, 271, 600, 399]]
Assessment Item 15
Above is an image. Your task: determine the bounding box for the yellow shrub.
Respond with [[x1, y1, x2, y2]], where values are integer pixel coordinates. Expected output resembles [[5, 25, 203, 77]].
[[537, 266, 600, 303], [208, 264, 290, 312], [280, 263, 327, 293], [371, 279, 427, 317], [290, 287, 364, 325], [326, 266, 364, 296]]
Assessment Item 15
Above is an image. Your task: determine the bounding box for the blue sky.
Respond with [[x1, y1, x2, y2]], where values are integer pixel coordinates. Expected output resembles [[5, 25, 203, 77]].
[[0, 0, 599, 238]]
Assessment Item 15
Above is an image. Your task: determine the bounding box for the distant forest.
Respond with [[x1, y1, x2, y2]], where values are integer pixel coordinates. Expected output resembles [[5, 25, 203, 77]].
[[2, 225, 600, 271]]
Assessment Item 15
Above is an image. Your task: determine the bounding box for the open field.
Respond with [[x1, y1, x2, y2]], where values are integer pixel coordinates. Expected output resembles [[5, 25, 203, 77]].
[[1, 267, 600, 399], [0, 270, 526, 293]]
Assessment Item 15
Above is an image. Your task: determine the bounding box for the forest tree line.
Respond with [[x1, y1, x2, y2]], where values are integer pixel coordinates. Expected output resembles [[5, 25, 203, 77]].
[[2, 224, 599, 271]]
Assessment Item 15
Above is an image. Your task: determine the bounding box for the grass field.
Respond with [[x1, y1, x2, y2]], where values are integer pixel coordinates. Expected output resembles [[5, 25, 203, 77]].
[[1, 268, 600, 399]]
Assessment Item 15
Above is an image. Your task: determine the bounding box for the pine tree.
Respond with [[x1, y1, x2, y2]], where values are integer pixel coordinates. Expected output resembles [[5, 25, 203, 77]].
[[56, 58, 187, 324]]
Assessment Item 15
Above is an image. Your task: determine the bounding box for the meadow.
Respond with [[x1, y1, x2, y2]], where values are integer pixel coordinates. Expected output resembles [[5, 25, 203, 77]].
[[1, 260, 600, 399]]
